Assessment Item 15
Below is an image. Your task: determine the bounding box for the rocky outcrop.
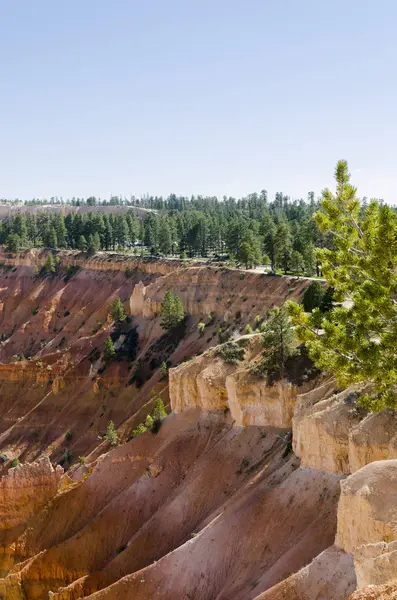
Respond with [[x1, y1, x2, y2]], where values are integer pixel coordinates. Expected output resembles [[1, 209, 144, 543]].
[[354, 541, 397, 589], [336, 460, 397, 554], [0, 457, 62, 533], [256, 546, 356, 600], [170, 336, 317, 427], [293, 385, 397, 474]]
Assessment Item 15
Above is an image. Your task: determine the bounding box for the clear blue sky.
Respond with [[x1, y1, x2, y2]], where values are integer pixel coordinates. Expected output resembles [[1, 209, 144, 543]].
[[0, 1, 396, 201]]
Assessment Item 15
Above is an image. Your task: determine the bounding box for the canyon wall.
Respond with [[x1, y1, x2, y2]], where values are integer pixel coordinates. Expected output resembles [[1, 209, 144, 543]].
[[0, 252, 395, 599]]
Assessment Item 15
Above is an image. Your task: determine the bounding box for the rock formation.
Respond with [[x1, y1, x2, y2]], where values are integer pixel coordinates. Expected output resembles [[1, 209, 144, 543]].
[[0, 252, 395, 599]]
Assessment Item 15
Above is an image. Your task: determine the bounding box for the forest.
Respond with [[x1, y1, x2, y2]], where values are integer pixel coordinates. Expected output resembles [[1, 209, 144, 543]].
[[0, 191, 333, 275]]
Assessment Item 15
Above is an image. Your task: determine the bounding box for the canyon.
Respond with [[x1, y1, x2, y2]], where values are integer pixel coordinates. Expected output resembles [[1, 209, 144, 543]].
[[0, 250, 395, 599]]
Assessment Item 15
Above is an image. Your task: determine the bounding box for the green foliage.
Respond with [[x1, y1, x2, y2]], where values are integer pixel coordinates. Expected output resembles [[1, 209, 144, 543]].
[[287, 160, 397, 410], [78, 456, 87, 465], [104, 336, 116, 361], [197, 322, 205, 336], [237, 230, 262, 268], [216, 341, 245, 364], [245, 323, 253, 334], [64, 264, 81, 280], [77, 234, 87, 251], [130, 398, 167, 439], [290, 250, 304, 275], [319, 286, 335, 314], [65, 430, 72, 441], [109, 297, 127, 322], [40, 253, 56, 275], [144, 414, 154, 428], [6, 233, 21, 253], [10, 457, 20, 468], [160, 360, 169, 380], [152, 398, 167, 421], [131, 423, 147, 438], [303, 281, 324, 312], [255, 306, 296, 381], [160, 291, 185, 330], [104, 420, 119, 446]]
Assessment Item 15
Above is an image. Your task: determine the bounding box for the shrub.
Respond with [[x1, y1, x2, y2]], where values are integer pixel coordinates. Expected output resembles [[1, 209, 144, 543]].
[[216, 342, 245, 364], [245, 324, 253, 334], [78, 456, 87, 465], [104, 420, 119, 446], [65, 430, 72, 441], [197, 322, 205, 336], [10, 457, 20, 468]]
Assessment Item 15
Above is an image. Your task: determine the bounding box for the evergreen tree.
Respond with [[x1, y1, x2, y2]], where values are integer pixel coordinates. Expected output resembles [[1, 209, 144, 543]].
[[104, 420, 119, 445], [259, 211, 276, 271], [287, 160, 397, 410], [303, 242, 316, 276], [43, 253, 56, 274], [160, 291, 185, 330], [274, 221, 293, 273], [104, 336, 116, 360], [46, 227, 58, 249], [77, 234, 87, 251], [319, 286, 334, 314], [109, 297, 127, 322], [237, 230, 262, 268], [158, 219, 172, 255], [6, 233, 21, 253], [302, 280, 324, 312], [257, 307, 296, 381], [290, 250, 304, 275], [13, 215, 27, 244]]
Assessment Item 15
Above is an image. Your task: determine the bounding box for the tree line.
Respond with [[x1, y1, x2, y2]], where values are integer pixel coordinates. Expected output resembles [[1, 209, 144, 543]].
[[0, 191, 333, 275]]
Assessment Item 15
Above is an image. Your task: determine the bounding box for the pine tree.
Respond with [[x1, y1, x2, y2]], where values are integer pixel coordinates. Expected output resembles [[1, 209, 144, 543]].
[[77, 235, 87, 251], [259, 211, 276, 271], [160, 291, 185, 330], [303, 242, 316, 276], [109, 297, 127, 322], [104, 336, 116, 360], [158, 219, 172, 255], [6, 233, 21, 253], [287, 160, 397, 411], [257, 307, 296, 381], [302, 281, 324, 312], [104, 420, 119, 446], [43, 253, 56, 274], [45, 227, 58, 249], [237, 230, 262, 268], [274, 221, 293, 273], [152, 398, 167, 421], [290, 250, 304, 275]]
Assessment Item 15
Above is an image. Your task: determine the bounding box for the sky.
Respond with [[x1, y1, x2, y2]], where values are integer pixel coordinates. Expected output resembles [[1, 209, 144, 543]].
[[0, 0, 396, 202]]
